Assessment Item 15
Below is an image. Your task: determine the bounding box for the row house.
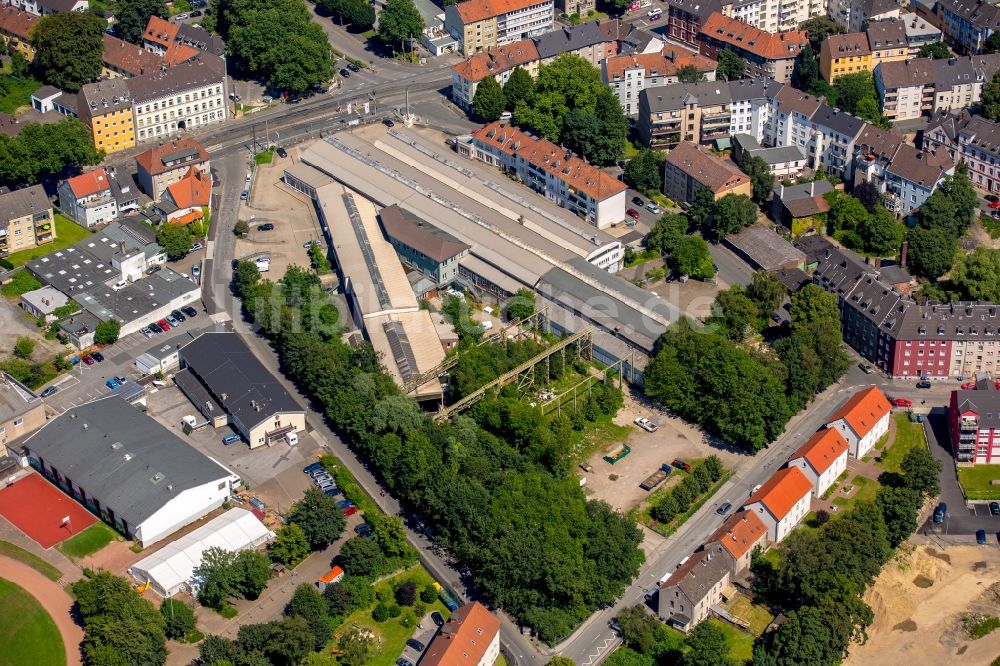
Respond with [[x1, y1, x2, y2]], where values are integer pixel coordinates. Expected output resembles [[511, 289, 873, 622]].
[[658, 543, 733, 632], [825, 386, 892, 459], [923, 109, 1000, 193], [935, 0, 1000, 55], [788, 428, 850, 497], [853, 125, 954, 215], [57, 168, 139, 228], [874, 55, 989, 121], [0, 0, 86, 17], [460, 121, 628, 228], [77, 79, 136, 154], [142, 16, 226, 59], [698, 13, 808, 85], [949, 385, 1000, 464], [665, 0, 722, 50], [102, 34, 167, 79], [450, 40, 540, 110], [638, 80, 735, 149], [0, 185, 55, 259], [820, 16, 936, 83], [603, 50, 717, 116], [830, 0, 900, 33], [128, 55, 228, 144], [744, 466, 813, 543], [444, 0, 553, 55]]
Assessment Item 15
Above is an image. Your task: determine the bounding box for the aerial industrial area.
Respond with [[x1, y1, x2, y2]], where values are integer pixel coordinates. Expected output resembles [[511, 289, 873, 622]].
[[0, 0, 999, 663]]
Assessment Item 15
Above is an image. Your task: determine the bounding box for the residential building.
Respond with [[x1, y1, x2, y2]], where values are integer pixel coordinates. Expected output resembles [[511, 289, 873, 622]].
[[463, 121, 628, 228], [57, 168, 139, 228], [0, 184, 55, 258], [159, 167, 211, 225], [421, 602, 501, 666], [743, 466, 813, 543], [658, 543, 732, 632], [2, 0, 87, 16], [129, 55, 228, 143], [923, 110, 1000, 193], [732, 133, 808, 177], [704, 510, 768, 575], [556, 0, 593, 16], [899, 12, 943, 55], [825, 386, 891, 458], [698, 13, 808, 85], [77, 79, 136, 154], [871, 143, 954, 216], [770, 179, 834, 233], [874, 55, 984, 121], [819, 31, 872, 83], [20, 396, 239, 547], [19, 285, 69, 322], [102, 33, 166, 78], [934, 0, 1000, 54], [178, 332, 306, 449], [450, 40, 540, 110], [662, 141, 752, 205], [770, 90, 867, 179], [830, 0, 900, 33], [532, 18, 618, 65], [602, 50, 717, 116], [142, 15, 225, 59], [788, 428, 849, 496], [0, 6, 37, 60], [724, 224, 807, 271], [135, 137, 210, 202], [444, 0, 554, 55], [637, 81, 734, 149], [0, 372, 47, 450], [379, 204, 471, 289], [665, 0, 722, 50], [949, 386, 1000, 464]]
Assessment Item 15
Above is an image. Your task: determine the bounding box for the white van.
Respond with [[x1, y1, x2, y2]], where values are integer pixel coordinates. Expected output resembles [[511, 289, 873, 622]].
[[285, 432, 299, 446]]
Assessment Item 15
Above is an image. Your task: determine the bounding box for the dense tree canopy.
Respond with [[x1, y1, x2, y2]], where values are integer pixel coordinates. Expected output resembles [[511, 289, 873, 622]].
[[918, 41, 952, 59], [906, 226, 956, 279], [0, 119, 102, 187], [156, 223, 193, 260], [320, 0, 376, 29], [623, 149, 665, 195], [707, 193, 758, 240], [801, 16, 845, 50], [473, 77, 506, 121], [114, 0, 168, 43], [503, 67, 535, 109], [673, 236, 714, 279], [73, 572, 167, 666], [378, 0, 424, 51], [716, 49, 745, 80], [740, 153, 774, 205], [32, 11, 104, 92], [949, 246, 1000, 302]]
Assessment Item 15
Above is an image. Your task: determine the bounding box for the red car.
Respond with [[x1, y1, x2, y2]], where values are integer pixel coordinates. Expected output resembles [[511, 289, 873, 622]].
[[996, 380, 1000, 391], [157, 319, 171, 331], [82, 354, 95, 365], [892, 398, 913, 408], [961, 381, 977, 390], [671, 459, 692, 473], [989, 200, 1000, 209], [626, 208, 640, 220], [343, 505, 358, 517]]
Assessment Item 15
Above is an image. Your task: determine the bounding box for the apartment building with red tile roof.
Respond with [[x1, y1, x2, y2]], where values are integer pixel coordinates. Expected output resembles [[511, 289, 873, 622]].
[[102, 33, 166, 78], [825, 386, 892, 459], [744, 466, 813, 543], [0, 6, 38, 61], [444, 0, 554, 55], [164, 167, 210, 215], [602, 50, 718, 115], [663, 141, 752, 205], [143, 15, 178, 54], [658, 543, 732, 632], [705, 510, 768, 575], [450, 40, 540, 109], [788, 428, 849, 497], [462, 121, 627, 228], [698, 13, 807, 84], [135, 137, 210, 202], [421, 602, 500, 666]]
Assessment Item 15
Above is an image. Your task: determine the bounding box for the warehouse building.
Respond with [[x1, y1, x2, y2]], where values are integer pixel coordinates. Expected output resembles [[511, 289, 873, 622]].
[[20, 397, 239, 547]]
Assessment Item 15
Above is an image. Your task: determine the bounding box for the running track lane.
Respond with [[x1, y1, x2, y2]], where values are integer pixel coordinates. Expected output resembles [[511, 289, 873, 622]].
[[0, 556, 82, 665]]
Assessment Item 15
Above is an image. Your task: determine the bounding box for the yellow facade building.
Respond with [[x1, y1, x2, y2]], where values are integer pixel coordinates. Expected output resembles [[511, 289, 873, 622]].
[[820, 33, 872, 83], [0, 7, 38, 61], [77, 80, 136, 154]]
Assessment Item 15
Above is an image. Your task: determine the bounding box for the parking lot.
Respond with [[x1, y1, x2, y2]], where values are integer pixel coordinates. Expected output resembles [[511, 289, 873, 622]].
[[399, 612, 442, 664]]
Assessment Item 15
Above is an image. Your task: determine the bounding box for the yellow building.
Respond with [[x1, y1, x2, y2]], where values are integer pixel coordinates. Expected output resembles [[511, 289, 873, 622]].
[[0, 6, 38, 62], [820, 33, 872, 83], [866, 20, 909, 66], [444, 0, 554, 55], [77, 80, 136, 154], [0, 185, 55, 259]]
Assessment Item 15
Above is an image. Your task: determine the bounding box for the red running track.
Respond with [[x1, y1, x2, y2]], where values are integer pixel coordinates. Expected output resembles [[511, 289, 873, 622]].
[[0, 473, 96, 549]]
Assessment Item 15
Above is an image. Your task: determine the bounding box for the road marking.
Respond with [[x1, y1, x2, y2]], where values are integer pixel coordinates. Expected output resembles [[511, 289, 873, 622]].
[[581, 637, 620, 666]]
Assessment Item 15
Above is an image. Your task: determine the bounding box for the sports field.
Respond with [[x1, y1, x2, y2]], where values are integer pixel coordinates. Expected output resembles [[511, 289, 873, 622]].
[[0, 578, 66, 666]]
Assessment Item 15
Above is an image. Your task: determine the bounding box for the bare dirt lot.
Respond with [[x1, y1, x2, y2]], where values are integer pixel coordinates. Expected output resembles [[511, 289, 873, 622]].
[[0, 298, 67, 360], [581, 389, 749, 513], [845, 544, 1000, 666]]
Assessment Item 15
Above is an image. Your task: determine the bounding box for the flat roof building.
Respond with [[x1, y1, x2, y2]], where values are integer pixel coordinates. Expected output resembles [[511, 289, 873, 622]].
[[0, 372, 47, 452], [724, 224, 806, 271]]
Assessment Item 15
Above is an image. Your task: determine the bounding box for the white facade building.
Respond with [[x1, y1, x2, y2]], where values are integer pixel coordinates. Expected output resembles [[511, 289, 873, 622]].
[[787, 428, 850, 497], [825, 386, 892, 459], [130, 56, 228, 143], [743, 466, 813, 543]]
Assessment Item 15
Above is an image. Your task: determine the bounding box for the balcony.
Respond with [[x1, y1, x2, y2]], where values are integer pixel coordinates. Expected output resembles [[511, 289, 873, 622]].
[[960, 417, 978, 428]]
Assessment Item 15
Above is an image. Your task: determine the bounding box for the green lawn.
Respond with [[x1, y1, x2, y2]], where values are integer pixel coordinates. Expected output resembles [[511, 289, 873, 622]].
[[254, 149, 274, 165], [877, 412, 927, 474], [721, 593, 773, 636], [56, 522, 120, 560], [958, 465, 1000, 500], [329, 565, 450, 666], [708, 618, 753, 664], [0, 578, 65, 666], [0, 541, 62, 582], [0, 214, 93, 270], [0, 74, 42, 115]]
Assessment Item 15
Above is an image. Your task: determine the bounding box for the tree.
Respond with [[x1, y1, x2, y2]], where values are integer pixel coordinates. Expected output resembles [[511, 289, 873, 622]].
[[858, 206, 904, 256], [677, 64, 705, 83], [681, 621, 734, 666], [233, 260, 262, 296], [115, 0, 168, 43], [325, 575, 375, 617], [473, 77, 507, 122], [285, 584, 332, 651], [740, 153, 774, 204], [604, 647, 654, 666], [73, 571, 167, 666], [270, 523, 311, 566], [31, 11, 104, 92], [94, 318, 122, 345], [790, 284, 840, 331], [591, 87, 628, 166], [339, 625, 376, 666], [547, 658, 577, 666], [672, 236, 714, 279], [906, 226, 955, 279], [876, 485, 921, 548], [195, 547, 239, 609], [156, 224, 193, 260], [829, 72, 878, 117], [507, 288, 536, 321], [801, 16, 844, 50], [747, 271, 785, 317], [918, 41, 952, 59], [986, 31, 1000, 54], [342, 0, 376, 29], [338, 536, 386, 577], [378, 0, 424, 51], [853, 181, 880, 213], [13, 336, 34, 360], [792, 43, 819, 91], [688, 186, 716, 228], [286, 488, 347, 551], [0, 119, 103, 188], [623, 149, 664, 195], [716, 49, 745, 80], [562, 109, 604, 161], [234, 550, 272, 600], [160, 598, 196, 640], [828, 190, 871, 233], [234, 220, 250, 237], [951, 247, 1000, 301], [711, 286, 759, 341], [646, 212, 688, 256], [395, 581, 417, 606], [899, 445, 942, 499], [503, 67, 535, 109], [709, 193, 757, 239]]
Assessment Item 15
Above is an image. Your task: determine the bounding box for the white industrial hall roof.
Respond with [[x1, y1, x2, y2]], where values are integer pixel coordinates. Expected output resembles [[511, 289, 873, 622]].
[[128, 508, 273, 597]]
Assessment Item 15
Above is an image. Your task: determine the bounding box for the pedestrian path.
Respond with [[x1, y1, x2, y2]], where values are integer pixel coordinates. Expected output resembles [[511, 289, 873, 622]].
[[0, 555, 83, 666]]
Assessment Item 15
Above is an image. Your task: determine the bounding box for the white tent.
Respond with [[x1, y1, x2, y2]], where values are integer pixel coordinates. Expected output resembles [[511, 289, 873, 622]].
[[128, 508, 274, 597]]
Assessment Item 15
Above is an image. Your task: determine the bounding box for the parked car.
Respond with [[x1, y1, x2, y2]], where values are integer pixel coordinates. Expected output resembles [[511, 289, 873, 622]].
[[645, 203, 661, 214], [626, 208, 640, 220], [303, 239, 321, 248], [114, 375, 126, 384], [383, 118, 395, 127], [431, 611, 445, 627], [962, 380, 977, 390], [40, 386, 58, 398], [170, 310, 186, 322], [892, 398, 913, 407], [343, 505, 358, 517], [716, 501, 732, 515], [142, 327, 155, 338], [190, 9, 202, 16], [633, 417, 658, 432], [340, 68, 351, 77], [396, 659, 414, 666], [165, 315, 179, 327], [91, 351, 104, 362], [148, 322, 163, 334], [158, 319, 171, 331], [672, 459, 692, 473], [222, 434, 241, 445], [354, 523, 372, 535], [990, 501, 1000, 516], [258, 223, 275, 231], [987, 194, 1000, 203], [347, 62, 361, 72], [989, 200, 1000, 210], [82, 354, 95, 365], [192, 263, 201, 278], [858, 363, 873, 374], [190, 242, 204, 252], [106, 378, 120, 390], [324, 488, 341, 497], [977, 528, 987, 545], [182, 306, 198, 318], [632, 196, 644, 206], [933, 502, 947, 524], [175, 13, 188, 20], [276, 147, 287, 158], [916, 380, 932, 389], [304, 462, 323, 474], [337, 499, 354, 509], [406, 639, 426, 652]]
